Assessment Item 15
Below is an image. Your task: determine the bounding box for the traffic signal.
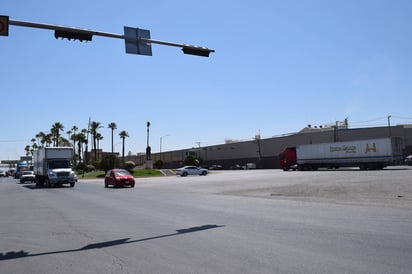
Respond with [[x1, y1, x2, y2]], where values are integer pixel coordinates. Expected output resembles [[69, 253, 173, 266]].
[[0, 15, 9, 36], [54, 30, 93, 42], [182, 45, 214, 57]]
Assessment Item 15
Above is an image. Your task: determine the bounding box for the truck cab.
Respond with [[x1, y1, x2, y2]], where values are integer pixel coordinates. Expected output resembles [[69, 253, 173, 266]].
[[278, 147, 297, 171], [45, 159, 76, 187]]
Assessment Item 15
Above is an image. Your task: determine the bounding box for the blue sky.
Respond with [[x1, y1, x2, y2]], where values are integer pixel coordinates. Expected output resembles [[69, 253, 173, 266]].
[[1, 0, 412, 160]]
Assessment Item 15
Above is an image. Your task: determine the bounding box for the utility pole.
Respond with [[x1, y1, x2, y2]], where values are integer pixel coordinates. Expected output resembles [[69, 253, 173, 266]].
[[160, 134, 170, 161], [387, 115, 392, 137]]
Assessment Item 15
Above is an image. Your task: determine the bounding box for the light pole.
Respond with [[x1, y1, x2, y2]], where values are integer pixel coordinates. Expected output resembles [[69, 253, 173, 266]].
[[387, 115, 392, 137], [146, 121, 151, 161], [160, 134, 170, 161]]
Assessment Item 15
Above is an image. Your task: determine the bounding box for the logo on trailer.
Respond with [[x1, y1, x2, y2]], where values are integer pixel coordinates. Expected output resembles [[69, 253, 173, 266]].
[[365, 143, 377, 153]]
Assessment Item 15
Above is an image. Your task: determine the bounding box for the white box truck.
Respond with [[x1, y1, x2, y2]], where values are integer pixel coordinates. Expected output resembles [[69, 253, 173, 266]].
[[33, 147, 76, 187], [279, 137, 404, 171]]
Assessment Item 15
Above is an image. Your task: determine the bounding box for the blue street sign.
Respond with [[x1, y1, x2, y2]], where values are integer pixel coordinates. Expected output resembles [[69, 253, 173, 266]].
[[124, 26, 152, 56]]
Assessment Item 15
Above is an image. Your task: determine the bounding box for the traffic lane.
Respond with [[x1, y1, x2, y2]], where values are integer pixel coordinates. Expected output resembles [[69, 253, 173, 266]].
[[1, 173, 412, 273]]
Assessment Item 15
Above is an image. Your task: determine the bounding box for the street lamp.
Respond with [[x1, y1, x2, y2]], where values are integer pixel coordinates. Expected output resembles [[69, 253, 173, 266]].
[[160, 134, 170, 161], [146, 121, 151, 161]]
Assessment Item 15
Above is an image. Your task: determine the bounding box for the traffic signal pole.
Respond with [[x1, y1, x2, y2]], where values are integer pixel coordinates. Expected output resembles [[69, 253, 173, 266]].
[[6, 18, 215, 57]]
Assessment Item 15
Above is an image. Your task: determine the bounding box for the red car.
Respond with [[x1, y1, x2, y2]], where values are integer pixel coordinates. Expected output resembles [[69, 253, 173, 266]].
[[104, 169, 135, 188]]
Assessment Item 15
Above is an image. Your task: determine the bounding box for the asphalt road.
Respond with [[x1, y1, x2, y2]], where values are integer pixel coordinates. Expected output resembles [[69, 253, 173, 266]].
[[1, 168, 412, 274]]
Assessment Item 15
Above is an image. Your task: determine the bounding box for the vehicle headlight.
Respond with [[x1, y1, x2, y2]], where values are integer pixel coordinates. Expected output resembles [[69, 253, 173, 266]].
[[48, 171, 57, 177]]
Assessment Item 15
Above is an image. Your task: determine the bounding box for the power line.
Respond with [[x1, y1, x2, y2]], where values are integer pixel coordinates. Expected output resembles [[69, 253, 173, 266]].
[[0, 139, 30, 143]]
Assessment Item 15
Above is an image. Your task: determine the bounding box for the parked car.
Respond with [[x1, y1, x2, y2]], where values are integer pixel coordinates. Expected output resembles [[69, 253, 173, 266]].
[[20, 171, 35, 184], [104, 169, 135, 188], [0, 170, 7, 177], [405, 155, 412, 166], [176, 166, 208, 176]]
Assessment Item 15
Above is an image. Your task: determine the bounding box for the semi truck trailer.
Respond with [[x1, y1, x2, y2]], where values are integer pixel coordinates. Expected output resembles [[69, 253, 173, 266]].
[[33, 147, 76, 187], [279, 137, 403, 171]]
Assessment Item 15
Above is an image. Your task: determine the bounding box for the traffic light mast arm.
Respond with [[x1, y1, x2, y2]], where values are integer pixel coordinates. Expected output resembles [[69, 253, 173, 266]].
[[9, 19, 123, 39], [8, 19, 215, 56]]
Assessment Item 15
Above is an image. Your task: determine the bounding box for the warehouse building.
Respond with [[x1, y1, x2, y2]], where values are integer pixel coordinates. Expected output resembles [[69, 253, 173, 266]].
[[129, 124, 412, 169]]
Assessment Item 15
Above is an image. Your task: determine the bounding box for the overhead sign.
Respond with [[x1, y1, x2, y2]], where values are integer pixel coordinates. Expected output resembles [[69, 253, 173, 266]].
[[124, 26, 152, 56], [0, 15, 9, 36]]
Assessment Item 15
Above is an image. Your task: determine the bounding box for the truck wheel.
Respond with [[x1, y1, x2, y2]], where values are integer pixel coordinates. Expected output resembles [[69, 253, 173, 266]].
[[45, 178, 51, 188], [70, 182, 75, 187]]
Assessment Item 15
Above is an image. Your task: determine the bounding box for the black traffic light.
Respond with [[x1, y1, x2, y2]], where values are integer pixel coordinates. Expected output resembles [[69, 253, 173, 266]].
[[182, 46, 214, 57], [54, 30, 93, 42]]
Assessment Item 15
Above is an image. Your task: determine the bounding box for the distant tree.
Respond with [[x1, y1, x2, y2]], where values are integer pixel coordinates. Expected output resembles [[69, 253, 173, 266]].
[[71, 125, 78, 151], [119, 130, 129, 163], [36, 131, 46, 147], [96, 133, 103, 150], [74, 132, 86, 163], [154, 159, 164, 169], [30, 138, 37, 154], [90, 121, 103, 161], [108, 122, 117, 154], [100, 154, 118, 173], [44, 133, 53, 147], [24, 145, 31, 156], [51, 122, 64, 147], [59, 137, 71, 147], [184, 155, 202, 166]]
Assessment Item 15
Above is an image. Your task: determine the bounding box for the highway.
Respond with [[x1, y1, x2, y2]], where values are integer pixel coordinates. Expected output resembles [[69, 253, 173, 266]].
[[1, 168, 412, 274]]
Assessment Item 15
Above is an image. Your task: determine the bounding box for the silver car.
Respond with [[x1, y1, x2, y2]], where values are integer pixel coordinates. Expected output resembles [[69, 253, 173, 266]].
[[20, 171, 35, 184], [176, 166, 208, 176]]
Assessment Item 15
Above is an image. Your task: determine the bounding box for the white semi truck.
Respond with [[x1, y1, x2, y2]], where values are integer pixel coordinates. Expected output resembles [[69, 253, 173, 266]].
[[33, 147, 76, 187], [279, 137, 404, 171]]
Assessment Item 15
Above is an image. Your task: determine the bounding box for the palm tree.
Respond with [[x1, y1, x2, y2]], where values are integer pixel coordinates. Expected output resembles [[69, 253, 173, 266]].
[[59, 137, 71, 147], [66, 130, 72, 141], [81, 128, 89, 163], [108, 122, 117, 154], [71, 125, 78, 152], [30, 138, 38, 154], [24, 145, 31, 156], [44, 133, 53, 147], [51, 122, 64, 147], [96, 133, 104, 161], [75, 132, 86, 163], [31, 143, 38, 154], [119, 130, 129, 163], [90, 121, 103, 161], [36, 131, 46, 147]]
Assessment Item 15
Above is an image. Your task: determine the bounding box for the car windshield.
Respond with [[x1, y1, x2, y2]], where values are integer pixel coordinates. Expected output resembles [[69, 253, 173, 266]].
[[114, 170, 131, 176]]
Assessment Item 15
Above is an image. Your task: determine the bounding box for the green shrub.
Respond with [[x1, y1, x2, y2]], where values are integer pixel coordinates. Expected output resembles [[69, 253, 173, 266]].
[[154, 160, 163, 169]]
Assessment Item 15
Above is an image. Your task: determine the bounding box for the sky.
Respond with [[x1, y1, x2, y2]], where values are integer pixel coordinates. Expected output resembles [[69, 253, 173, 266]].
[[1, 0, 412, 160]]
